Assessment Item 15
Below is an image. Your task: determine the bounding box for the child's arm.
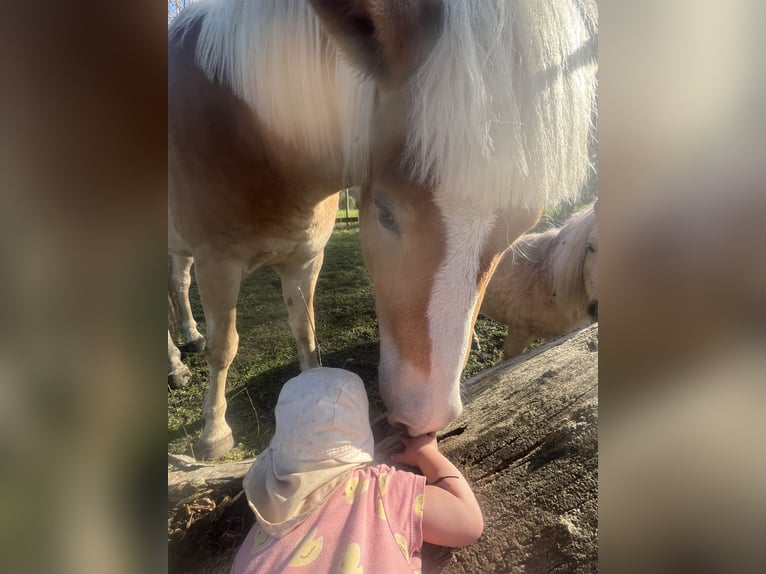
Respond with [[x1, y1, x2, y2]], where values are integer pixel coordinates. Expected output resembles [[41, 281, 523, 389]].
[[391, 433, 484, 547]]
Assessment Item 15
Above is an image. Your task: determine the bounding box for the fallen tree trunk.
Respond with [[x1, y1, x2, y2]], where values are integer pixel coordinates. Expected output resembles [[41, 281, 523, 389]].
[[419, 325, 598, 573], [169, 325, 598, 573]]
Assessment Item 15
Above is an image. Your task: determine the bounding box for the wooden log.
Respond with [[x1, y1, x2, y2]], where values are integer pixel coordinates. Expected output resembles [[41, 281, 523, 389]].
[[420, 324, 598, 573]]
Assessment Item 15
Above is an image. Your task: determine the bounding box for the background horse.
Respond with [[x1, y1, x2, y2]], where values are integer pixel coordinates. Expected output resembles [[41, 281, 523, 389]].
[[479, 203, 599, 360], [169, 0, 598, 459]]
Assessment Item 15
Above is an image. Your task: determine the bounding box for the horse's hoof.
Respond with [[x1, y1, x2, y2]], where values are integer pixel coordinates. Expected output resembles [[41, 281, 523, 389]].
[[471, 337, 481, 352], [182, 337, 206, 354], [194, 431, 235, 461], [168, 366, 193, 389]]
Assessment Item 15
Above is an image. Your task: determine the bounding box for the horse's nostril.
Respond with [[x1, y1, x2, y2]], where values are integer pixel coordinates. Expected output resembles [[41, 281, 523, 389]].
[[587, 300, 598, 322]]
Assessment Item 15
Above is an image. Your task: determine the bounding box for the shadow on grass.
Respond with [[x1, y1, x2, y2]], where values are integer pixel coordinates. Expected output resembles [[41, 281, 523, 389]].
[[168, 342, 382, 459]]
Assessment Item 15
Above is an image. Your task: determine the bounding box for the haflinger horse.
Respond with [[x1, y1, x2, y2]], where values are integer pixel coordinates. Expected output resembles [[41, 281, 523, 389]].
[[479, 202, 599, 360], [169, 0, 598, 459]]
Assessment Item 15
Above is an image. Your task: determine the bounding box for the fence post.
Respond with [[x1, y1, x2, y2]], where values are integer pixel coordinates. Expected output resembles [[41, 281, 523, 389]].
[[344, 188, 350, 227]]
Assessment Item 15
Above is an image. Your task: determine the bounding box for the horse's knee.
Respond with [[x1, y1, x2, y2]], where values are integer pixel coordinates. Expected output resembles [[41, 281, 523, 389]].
[[204, 332, 239, 370], [171, 275, 191, 295]]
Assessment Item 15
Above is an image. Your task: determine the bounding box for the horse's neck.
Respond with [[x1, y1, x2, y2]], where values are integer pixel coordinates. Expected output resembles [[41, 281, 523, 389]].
[[169, 18, 349, 205]]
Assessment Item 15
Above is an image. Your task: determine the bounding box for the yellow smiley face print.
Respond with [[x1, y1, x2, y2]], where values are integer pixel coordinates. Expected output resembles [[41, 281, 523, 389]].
[[343, 476, 370, 504], [288, 527, 324, 567]]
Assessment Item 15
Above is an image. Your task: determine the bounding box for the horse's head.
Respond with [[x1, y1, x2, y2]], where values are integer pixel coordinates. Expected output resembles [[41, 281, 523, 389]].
[[355, 94, 543, 435], [310, 0, 596, 435], [358, 172, 540, 435]]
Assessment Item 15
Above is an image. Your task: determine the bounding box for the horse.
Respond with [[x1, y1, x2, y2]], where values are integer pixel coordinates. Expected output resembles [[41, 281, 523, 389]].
[[478, 202, 598, 360], [168, 0, 598, 459]]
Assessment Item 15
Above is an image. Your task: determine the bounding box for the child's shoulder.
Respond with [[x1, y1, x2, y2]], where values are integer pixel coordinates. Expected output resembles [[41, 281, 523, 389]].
[[358, 463, 399, 478], [365, 463, 393, 475], [356, 463, 425, 487]]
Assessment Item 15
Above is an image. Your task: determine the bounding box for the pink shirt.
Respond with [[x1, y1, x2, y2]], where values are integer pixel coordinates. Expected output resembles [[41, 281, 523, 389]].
[[231, 464, 426, 574]]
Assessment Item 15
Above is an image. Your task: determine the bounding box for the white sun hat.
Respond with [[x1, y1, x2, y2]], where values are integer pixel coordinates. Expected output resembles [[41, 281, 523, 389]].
[[243, 367, 374, 537], [270, 367, 374, 464]]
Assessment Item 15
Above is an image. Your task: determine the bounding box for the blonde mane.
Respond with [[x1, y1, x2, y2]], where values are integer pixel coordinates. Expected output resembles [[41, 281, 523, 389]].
[[407, 0, 598, 212], [170, 0, 375, 184], [171, 0, 598, 209], [550, 205, 597, 319]]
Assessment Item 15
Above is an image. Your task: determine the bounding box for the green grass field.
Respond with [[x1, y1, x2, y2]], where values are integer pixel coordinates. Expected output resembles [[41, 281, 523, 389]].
[[168, 226, 507, 461]]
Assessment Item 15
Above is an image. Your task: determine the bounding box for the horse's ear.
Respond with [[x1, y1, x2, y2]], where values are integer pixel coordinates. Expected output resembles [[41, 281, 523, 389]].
[[308, 0, 444, 87]]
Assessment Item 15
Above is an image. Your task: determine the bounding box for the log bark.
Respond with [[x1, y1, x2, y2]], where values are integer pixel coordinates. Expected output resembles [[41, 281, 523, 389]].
[[168, 454, 255, 506], [420, 325, 598, 573], [168, 325, 598, 573]]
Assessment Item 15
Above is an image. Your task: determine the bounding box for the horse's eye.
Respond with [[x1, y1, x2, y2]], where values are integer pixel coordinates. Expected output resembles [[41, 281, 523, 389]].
[[586, 243, 596, 253], [375, 199, 400, 234]]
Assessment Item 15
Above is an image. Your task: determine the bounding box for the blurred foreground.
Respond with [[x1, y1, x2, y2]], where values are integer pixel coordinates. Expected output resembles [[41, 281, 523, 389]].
[[0, 1, 764, 572]]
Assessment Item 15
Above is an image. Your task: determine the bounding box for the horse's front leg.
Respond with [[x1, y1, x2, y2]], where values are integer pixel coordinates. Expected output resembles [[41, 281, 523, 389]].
[[193, 257, 242, 460], [275, 252, 325, 371], [169, 254, 205, 352]]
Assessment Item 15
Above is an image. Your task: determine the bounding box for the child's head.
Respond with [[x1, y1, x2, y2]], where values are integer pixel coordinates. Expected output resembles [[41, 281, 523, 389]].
[[243, 367, 374, 537], [270, 367, 374, 468]]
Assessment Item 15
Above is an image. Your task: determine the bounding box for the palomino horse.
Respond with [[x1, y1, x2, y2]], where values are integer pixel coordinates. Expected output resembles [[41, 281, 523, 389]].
[[169, 0, 598, 459], [479, 202, 599, 360]]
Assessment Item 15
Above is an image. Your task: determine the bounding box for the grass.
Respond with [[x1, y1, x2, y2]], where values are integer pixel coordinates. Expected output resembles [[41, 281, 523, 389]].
[[336, 208, 359, 220], [168, 226, 507, 461]]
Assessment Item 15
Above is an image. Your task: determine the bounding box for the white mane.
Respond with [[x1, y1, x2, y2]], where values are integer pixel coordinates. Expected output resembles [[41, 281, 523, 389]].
[[550, 205, 597, 318], [171, 0, 375, 184], [171, 0, 598, 209], [410, 0, 598, 213]]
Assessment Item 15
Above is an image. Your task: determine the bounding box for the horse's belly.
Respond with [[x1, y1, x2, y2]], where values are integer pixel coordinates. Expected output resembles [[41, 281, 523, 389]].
[[243, 235, 325, 274]]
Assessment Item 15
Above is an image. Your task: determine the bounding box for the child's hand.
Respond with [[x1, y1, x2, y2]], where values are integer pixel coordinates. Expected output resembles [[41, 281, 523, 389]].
[[390, 432, 438, 468]]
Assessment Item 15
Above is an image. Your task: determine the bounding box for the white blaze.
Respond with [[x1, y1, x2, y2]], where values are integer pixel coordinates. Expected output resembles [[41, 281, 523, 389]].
[[426, 206, 498, 420]]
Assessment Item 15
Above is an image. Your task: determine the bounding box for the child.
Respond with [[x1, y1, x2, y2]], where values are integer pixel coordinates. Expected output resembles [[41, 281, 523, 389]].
[[231, 367, 483, 573]]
